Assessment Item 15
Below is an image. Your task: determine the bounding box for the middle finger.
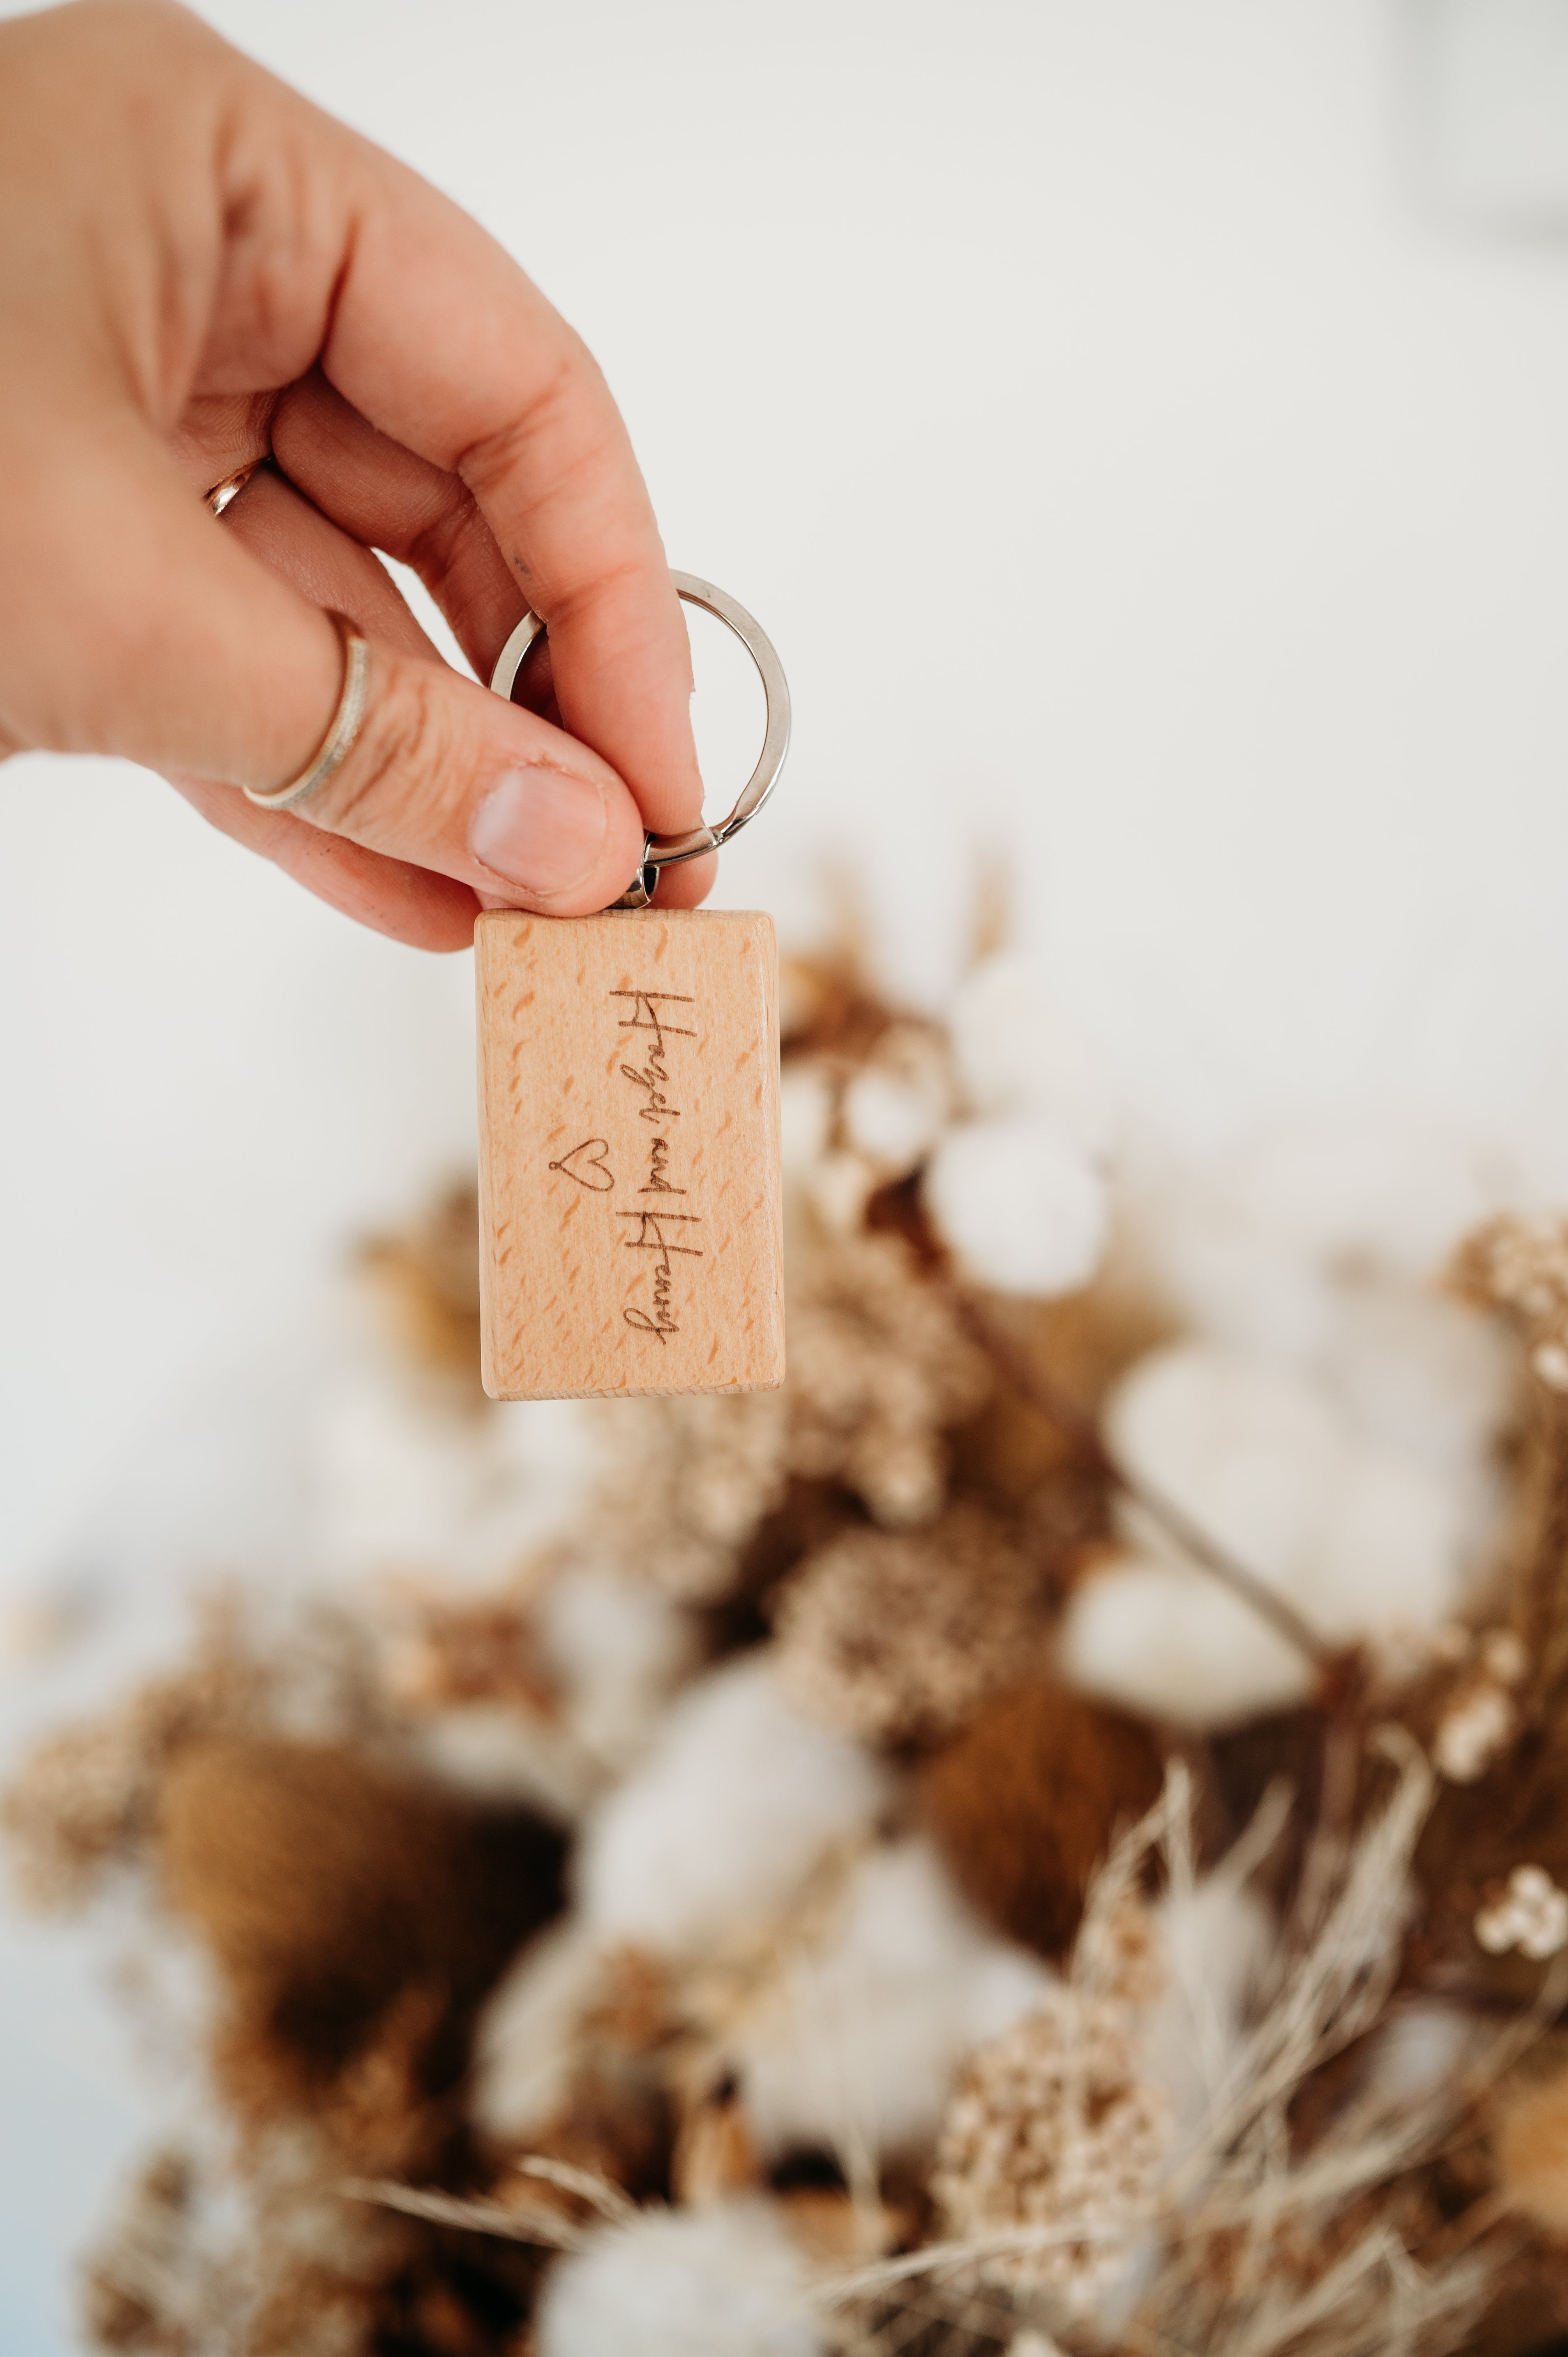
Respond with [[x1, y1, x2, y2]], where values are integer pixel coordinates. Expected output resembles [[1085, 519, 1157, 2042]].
[[273, 370, 522, 684]]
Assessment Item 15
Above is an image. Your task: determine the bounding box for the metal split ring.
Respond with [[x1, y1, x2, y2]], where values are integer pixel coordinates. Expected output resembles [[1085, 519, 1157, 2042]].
[[489, 572, 790, 910]]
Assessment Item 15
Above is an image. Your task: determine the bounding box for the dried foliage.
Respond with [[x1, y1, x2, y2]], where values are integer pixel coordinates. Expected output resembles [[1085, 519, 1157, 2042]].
[[920, 1683, 1164, 1958], [17, 941, 1568, 2357], [358, 1180, 486, 1395], [586, 1386, 792, 1603], [823, 1755, 1517, 2357], [2, 1602, 385, 1911], [772, 1506, 1047, 1747], [157, 1733, 566, 2136], [1413, 1232, 1568, 2011], [1454, 1215, 1568, 1395], [581, 1226, 991, 1606], [784, 1230, 992, 1530], [930, 1968, 1167, 2315]]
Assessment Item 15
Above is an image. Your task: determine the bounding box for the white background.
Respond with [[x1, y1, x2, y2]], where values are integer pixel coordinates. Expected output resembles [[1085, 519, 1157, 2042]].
[[7, 0, 1568, 2344]]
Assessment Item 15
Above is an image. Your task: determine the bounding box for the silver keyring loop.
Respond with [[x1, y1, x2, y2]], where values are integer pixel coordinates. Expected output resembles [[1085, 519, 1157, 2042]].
[[488, 571, 789, 909]]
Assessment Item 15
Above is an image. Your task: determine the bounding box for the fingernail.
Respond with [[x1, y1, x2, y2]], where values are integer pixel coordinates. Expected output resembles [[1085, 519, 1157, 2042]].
[[469, 766, 606, 896]]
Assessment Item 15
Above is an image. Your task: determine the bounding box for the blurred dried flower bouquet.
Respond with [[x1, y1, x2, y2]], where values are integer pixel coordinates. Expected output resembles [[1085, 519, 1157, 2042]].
[[19, 922, 1568, 2356]]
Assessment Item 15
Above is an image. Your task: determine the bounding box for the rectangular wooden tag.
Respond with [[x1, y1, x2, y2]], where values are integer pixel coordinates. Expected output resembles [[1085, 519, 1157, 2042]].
[[475, 908, 785, 1401]]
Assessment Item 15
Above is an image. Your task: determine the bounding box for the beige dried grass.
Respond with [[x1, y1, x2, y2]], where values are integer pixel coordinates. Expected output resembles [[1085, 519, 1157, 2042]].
[[816, 1743, 1538, 2357]]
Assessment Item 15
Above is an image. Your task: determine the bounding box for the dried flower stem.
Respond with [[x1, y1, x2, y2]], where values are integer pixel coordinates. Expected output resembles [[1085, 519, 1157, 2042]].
[[340, 2150, 637, 2258], [817, 1745, 1508, 2357], [339, 2176, 589, 2249], [509, 2153, 638, 2222], [813, 2217, 1142, 2308], [953, 1290, 1329, 1668]]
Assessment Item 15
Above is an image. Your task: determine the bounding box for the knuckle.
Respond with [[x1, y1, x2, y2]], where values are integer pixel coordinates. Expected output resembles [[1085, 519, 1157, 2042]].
[[309, 654, 451, 847], [457, 350, 582, 489], [456, 342, 621, 526], [547, 551, 647, 635], [404, 495, 491, 601]]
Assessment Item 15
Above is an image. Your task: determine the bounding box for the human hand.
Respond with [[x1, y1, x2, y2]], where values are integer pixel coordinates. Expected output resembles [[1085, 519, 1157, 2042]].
[[0, 0, 713, 949]]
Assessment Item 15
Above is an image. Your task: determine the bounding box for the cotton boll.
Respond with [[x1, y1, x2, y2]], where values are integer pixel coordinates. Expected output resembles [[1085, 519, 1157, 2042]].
[[472, 1917, 603, 2141], [1105, 1338, 1487, 1627], [403, 1701, 593, 1820], [1129, 1122, 1520, 1368], [540, 1565, 690, 1701], [1306, 1443, 1476, 1639], [1226, 1120, 1517, 1285], [1059, 1551, 1312, 1730], [1130, 1158, 1337, 1365], [314, 1370, 500, 1586], [948, 953, 1116, 1157], [779, 1063, 833, 1182], [314, 1371, 597, 1593], [778, 955, 828, 1042], [535, 2200, 824, 2357], [495, 1393, 603, 1488], [733, 1838, 1053, 2162], [959, 1936, 1062, 2051], [1106, 1343, 1346, 1590], [924, 1120, 1109, 1298], [537, 1565, 697, 1772], [840, 1024, 952, 1179], [842, 1067, 945, 1178], [1316, 1281, 1515, 1501], [576, 1654, 894, 1955], [1090, 1339, 1484, 1714], [805, 1150, 877, 1236]]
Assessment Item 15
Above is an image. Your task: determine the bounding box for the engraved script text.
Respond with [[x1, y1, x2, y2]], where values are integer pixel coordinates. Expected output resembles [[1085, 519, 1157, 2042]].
[[611, 991, 700, 1343]]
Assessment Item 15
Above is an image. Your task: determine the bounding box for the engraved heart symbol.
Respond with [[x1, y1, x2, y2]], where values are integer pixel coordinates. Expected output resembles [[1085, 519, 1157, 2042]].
[[548, 1136, 615, 1192]]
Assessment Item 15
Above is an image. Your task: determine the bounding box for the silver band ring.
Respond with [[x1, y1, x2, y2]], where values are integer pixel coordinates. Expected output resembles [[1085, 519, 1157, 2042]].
[[205, 463, 373, 816], [240, 610, 371, 813], [488, 572, 790, 911]]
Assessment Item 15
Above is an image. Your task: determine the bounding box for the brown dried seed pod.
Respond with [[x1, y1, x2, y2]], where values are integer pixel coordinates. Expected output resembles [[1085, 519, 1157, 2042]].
[[920, 1680, 1164, 1958], [158, 1736, 565, 2115]]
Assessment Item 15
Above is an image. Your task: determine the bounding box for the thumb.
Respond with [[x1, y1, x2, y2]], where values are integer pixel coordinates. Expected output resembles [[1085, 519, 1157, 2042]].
[[7, 426, 648, 915]]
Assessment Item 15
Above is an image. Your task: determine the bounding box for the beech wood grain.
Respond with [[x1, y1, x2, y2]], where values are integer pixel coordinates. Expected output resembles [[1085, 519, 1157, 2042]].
[[475, 909, 785, 1401]]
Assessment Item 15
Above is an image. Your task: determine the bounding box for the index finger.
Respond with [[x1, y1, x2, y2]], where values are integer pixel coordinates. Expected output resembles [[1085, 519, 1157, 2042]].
[[315, 142, 704, 840]]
